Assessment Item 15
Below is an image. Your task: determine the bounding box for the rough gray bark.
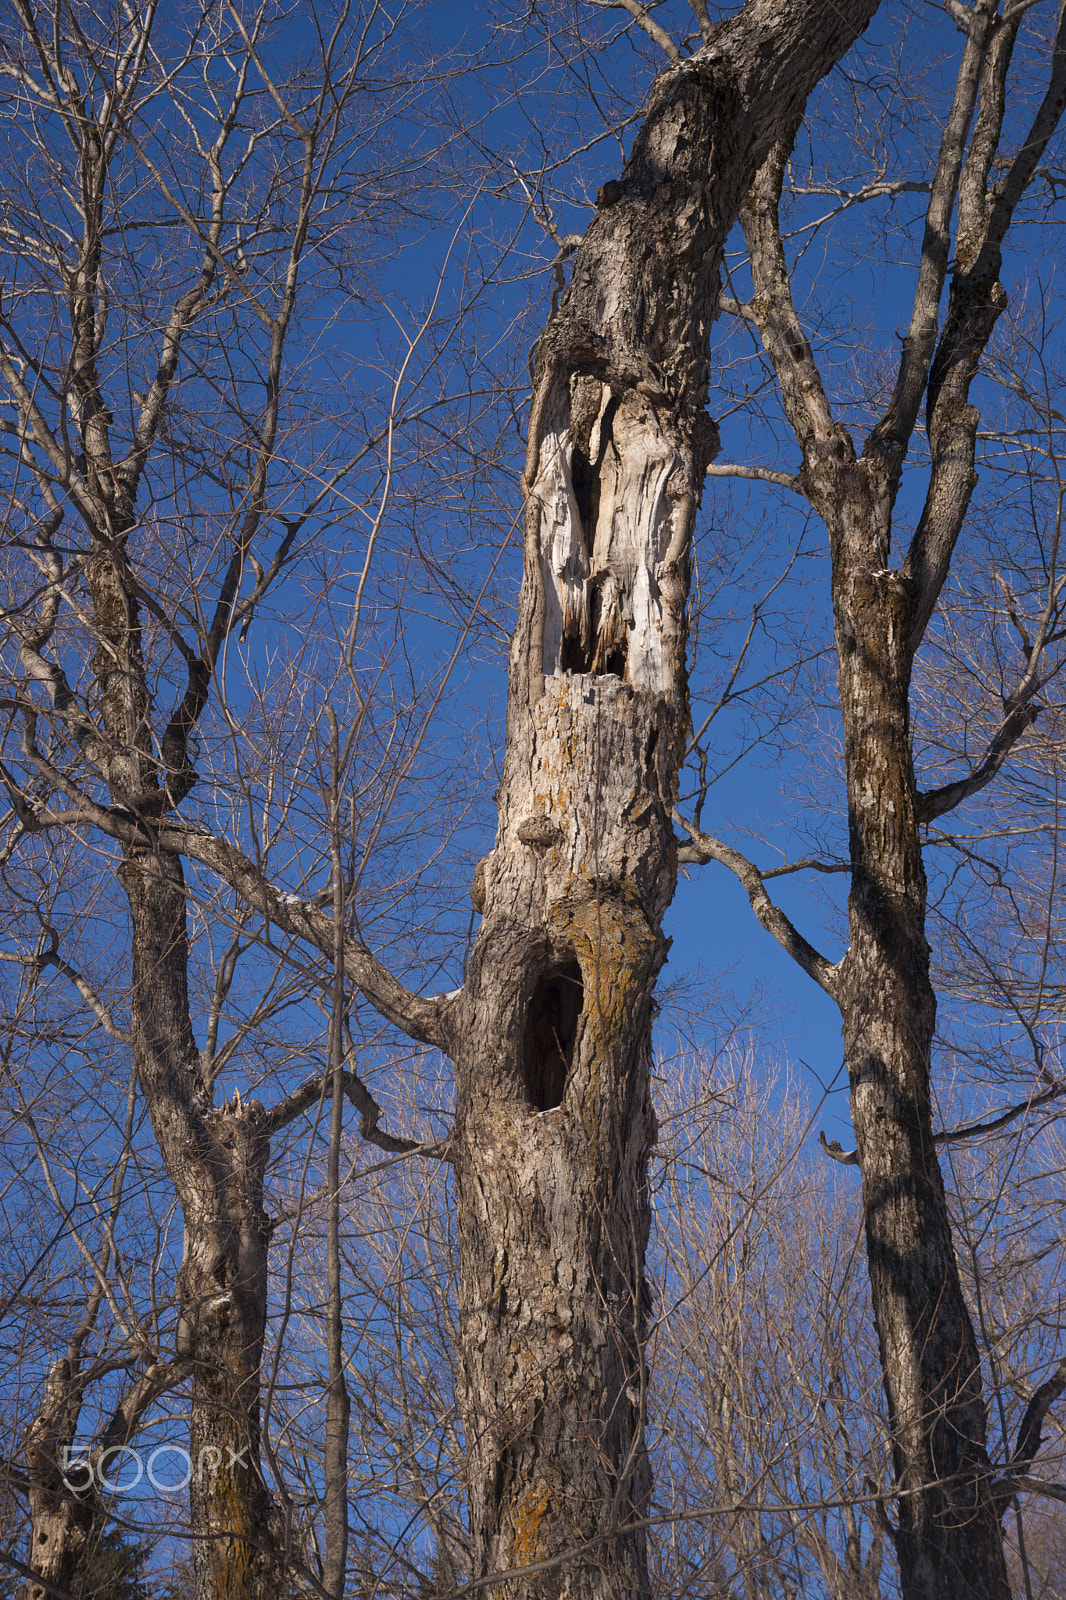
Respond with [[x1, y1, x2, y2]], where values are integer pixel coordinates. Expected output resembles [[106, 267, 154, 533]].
[[694, 7, 1066, 1595]]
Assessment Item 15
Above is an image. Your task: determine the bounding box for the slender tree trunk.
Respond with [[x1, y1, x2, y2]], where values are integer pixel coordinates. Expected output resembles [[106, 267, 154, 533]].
[[446, 7, 881, 1593], [20, 850, 283, 1600], [734, 90, 1038, 1589], [74, 339, 285, 1600], [828, 483, 1011, 1600], [125, 851, 283, 1600], [323, 711, 351, 1599]]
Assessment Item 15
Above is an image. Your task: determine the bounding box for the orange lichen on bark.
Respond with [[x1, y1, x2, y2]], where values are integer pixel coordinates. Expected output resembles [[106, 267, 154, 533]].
[[512, 1481, 551, 1564]]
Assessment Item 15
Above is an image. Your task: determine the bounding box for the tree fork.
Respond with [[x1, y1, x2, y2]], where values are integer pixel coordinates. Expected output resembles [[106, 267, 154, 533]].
[[737, 66, 1034, 1584]]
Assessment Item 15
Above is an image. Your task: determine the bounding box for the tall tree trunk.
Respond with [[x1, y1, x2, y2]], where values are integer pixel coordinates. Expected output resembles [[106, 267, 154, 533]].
[[446, 6, 881, 1593], [323, 711, 351, 1600], [727, 50, 1066, 1571]]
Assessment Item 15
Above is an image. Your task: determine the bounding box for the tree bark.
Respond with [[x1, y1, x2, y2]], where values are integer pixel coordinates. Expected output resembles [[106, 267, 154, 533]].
[[125, 851, 284, 1600], [445, 5, 881, 1593], [22, 1361, 95, 1600], [828, 480, 1012, 1600], [738, 141, 1015, 1594], [2, 6, 882, 1596]]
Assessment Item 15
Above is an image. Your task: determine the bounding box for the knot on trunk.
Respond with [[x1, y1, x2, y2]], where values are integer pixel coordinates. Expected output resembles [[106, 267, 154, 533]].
[[517, 816, 561, 849]]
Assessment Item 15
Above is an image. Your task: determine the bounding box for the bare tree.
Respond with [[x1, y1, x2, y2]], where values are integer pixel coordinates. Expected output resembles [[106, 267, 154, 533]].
[[0, 3, 445, 1596], [14, 3, 1066, 1600], [650, 1055, 892, 1600], [671, 3, 1066, 1596]]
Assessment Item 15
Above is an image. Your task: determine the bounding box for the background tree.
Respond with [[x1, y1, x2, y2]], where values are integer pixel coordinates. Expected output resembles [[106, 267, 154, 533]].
[[0, 3, 457, 1596]]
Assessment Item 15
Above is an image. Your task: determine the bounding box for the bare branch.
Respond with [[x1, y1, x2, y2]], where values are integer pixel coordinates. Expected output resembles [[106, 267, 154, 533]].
[[739, 134, 849, 481], [3, 736, 454, 1053], [998, 1356, 1066, 1505], [1008, 1475, 1066, 1505], [673, 812, 841, 998], [941, 0, 973, 27], [688, 0, 717, 46], [91, 1358, 194, 1468], [906, 0, 1066, 644], [917, 699, 1041, 822], [164, 822, 456, 1052], [818, 1132, 860, 1167], [262, 1067, 432, 1156], [934, 1079, 1066, 1145], [762, 856, 851, 880], [29, 950, 130, 1043], [705, 462, 805, 494], [863, 0, 999, 496], [591, 0, 683, 63], [717, 294, 758, 322], [819, 1079, 1066, 1169], [918, 568, 1065, 821]]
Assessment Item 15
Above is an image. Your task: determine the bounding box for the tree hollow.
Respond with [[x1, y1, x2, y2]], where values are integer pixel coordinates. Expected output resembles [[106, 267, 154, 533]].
[[522, 957, 584, 1111]]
